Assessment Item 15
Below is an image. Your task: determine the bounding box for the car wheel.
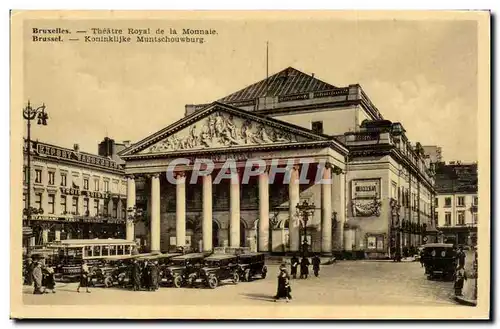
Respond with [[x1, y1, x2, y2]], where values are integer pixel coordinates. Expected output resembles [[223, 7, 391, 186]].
[[244, 269, 251, 282], [173, 275, 183, 288], [104, 276, 113, 288], [207, 276, 218, 289], [233, 272, 240, 284]]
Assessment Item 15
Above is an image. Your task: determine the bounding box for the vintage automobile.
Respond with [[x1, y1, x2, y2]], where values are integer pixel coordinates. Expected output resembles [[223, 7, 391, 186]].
[[163, 253, 206, 288], [197, 254, 240, 289], [420, 243, 457, 280], [237, 252, 267, 281], [136, 253, 182, 286]]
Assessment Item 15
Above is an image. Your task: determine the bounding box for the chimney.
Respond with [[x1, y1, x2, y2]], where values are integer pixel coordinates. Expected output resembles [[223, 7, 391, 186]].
[[123, 140, 131, 147], [311, 73, 315, 78], [73, 144, 80, 152]]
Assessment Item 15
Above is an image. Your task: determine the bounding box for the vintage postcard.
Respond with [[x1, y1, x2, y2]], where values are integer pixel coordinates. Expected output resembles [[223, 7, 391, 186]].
[[10, 10, 490, 319]]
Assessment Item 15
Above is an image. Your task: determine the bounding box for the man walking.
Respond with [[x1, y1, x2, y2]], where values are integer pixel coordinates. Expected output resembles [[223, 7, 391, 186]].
[[312, 254, 321, 277], [131, 259, 142, 291], [77, 260, 91, 293], [300, 256, 310, 279], [32, 262, 44, 295]]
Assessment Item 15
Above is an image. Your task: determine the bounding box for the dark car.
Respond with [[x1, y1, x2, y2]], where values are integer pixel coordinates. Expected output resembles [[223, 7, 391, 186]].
[[136, 253, 182, 285], [420, 243, 457, 280], [237, 252, 267, 281], [164, 253, 205, 288], [197, 254, 240, 289]]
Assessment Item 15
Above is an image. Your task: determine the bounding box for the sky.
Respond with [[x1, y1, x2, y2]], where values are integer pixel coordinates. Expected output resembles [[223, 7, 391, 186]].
[[22, 15, 478, 162]]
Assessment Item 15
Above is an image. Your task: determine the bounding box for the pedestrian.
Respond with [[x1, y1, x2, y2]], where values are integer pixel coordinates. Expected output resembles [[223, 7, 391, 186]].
[[456, 246, 466, 269], [274, 264, 291, 302], [312, 254, 321, 277], [131, 259, 142, 291], [149, 261, 159, 291], [290, 254, 299, 279], [300, 256, 310, 279], [454, 266, 467, 296], [43, 267, 56, 294], [77, 260, 91, 293], [142, 260, 150, 291], [32, 262, 44, 295], [24, 258, 34, 286]]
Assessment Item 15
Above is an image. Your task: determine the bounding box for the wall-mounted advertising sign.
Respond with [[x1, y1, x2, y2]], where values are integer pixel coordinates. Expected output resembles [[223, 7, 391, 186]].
[[351, 179, 380, 199]]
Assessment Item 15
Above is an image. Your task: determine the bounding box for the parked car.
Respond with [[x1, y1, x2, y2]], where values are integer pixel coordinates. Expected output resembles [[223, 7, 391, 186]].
[[197, 254, 240, 289], [420, 243, 457, 280], [237, 252, 267, 281], [164, 253, 206, 288], [136, 253, 182, 285]]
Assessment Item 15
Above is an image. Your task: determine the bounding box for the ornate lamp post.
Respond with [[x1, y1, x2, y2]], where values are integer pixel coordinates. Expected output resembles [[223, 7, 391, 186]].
[[23, 101, 48, 254], [296, 200, 315, 257]]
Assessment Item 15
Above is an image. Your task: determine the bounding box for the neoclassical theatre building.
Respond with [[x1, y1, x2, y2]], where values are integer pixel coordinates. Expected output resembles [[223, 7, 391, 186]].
[[120, 67, 436, 258]]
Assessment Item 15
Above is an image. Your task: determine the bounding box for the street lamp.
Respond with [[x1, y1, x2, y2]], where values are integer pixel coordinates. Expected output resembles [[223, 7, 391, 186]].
[[23, 101, 48, 254], [296, 200, 315, 257]]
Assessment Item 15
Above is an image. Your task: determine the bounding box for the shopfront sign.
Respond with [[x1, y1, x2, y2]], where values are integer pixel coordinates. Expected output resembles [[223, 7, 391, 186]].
[[60, 187, 110, 199], [35, 142, 119, 170]]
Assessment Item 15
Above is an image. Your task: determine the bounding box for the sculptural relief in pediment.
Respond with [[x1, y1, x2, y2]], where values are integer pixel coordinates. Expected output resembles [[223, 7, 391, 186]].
[[142, 111, 309, 153]]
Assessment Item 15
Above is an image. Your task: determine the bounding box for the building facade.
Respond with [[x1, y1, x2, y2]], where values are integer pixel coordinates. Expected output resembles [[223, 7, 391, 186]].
[[23, 140, 128, 248], [434, 162, 478, 246], [121, 67, 436, 259]]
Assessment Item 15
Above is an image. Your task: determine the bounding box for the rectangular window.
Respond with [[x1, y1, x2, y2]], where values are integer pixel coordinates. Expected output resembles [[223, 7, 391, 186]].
[[83, 198, 89, 216], [23, 194, 27, 210], [48, 194, 55, 214], [457, 211, 465, 225], [72, 197, 78, 214], [103, 202, 109, 216], [472, 213, 478, 225], [113, 182, 119, 193], [60, 196, 67, 214], [83, 178, 89, 190], [94, 179, 100, 191], [35, 193, 42, 209], [121, 202, 126, 219], [94, 199, 99, 215], [473, 197, 478, 206], [434, 212, 438, 223], [311, 121, 324, 135], [48, 171, 55, 185], [104, 181, 109, 192], [435, 197, 438, 207], [112, 201, 118, 218], [35, 169, 42, 183], [457, 196, 465, 207], [60, 173, 67, 186], [445, 212, 451, 226], [444, 197, 452, 207]]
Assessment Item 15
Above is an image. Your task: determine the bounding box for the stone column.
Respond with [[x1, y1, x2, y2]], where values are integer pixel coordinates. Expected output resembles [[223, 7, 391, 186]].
[[150, 174, 161, 252], [321, 164, 333, 254], [258, 170, 270, 252], [126, 176, 136, 241], [202, 174, 213, 252], [176, 172, 186, 248], [333, 169, 346, 251], [230, 171, 241, 247], [288, 165, 300, 252]]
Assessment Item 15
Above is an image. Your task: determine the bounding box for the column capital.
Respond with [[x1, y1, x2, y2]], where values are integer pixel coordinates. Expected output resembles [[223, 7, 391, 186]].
[[175, 171, 186, 179], [125, 174, 136, 180], [332, 165, 344, 175]]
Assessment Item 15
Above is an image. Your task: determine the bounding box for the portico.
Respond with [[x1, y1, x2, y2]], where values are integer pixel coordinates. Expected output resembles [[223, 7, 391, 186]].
[[120, 102, 347, 254]]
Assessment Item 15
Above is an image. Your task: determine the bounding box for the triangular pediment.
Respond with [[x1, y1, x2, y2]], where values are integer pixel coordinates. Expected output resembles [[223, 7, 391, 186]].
[[121, 102, 327, 156]]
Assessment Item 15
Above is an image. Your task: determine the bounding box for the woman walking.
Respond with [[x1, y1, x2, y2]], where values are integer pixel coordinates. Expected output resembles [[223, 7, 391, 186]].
[[32, 262, 44, 295], [274, 264, 292, 302], [43, 267, 56, 293]]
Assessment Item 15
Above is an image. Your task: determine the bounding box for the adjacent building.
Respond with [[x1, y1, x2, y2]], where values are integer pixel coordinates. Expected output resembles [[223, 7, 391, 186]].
[[434, 161, 478, 246], [120, 67, 437, 259], [23, 139, 129, 248]]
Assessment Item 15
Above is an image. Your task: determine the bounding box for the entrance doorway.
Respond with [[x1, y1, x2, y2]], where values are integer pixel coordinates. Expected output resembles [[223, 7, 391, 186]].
[[240, 221, 246, 247], [212, 220, 220, 248]]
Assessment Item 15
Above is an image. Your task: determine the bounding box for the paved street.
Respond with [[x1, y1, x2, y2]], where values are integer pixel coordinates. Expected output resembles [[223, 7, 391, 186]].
[[23, 260, 459, 306]]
